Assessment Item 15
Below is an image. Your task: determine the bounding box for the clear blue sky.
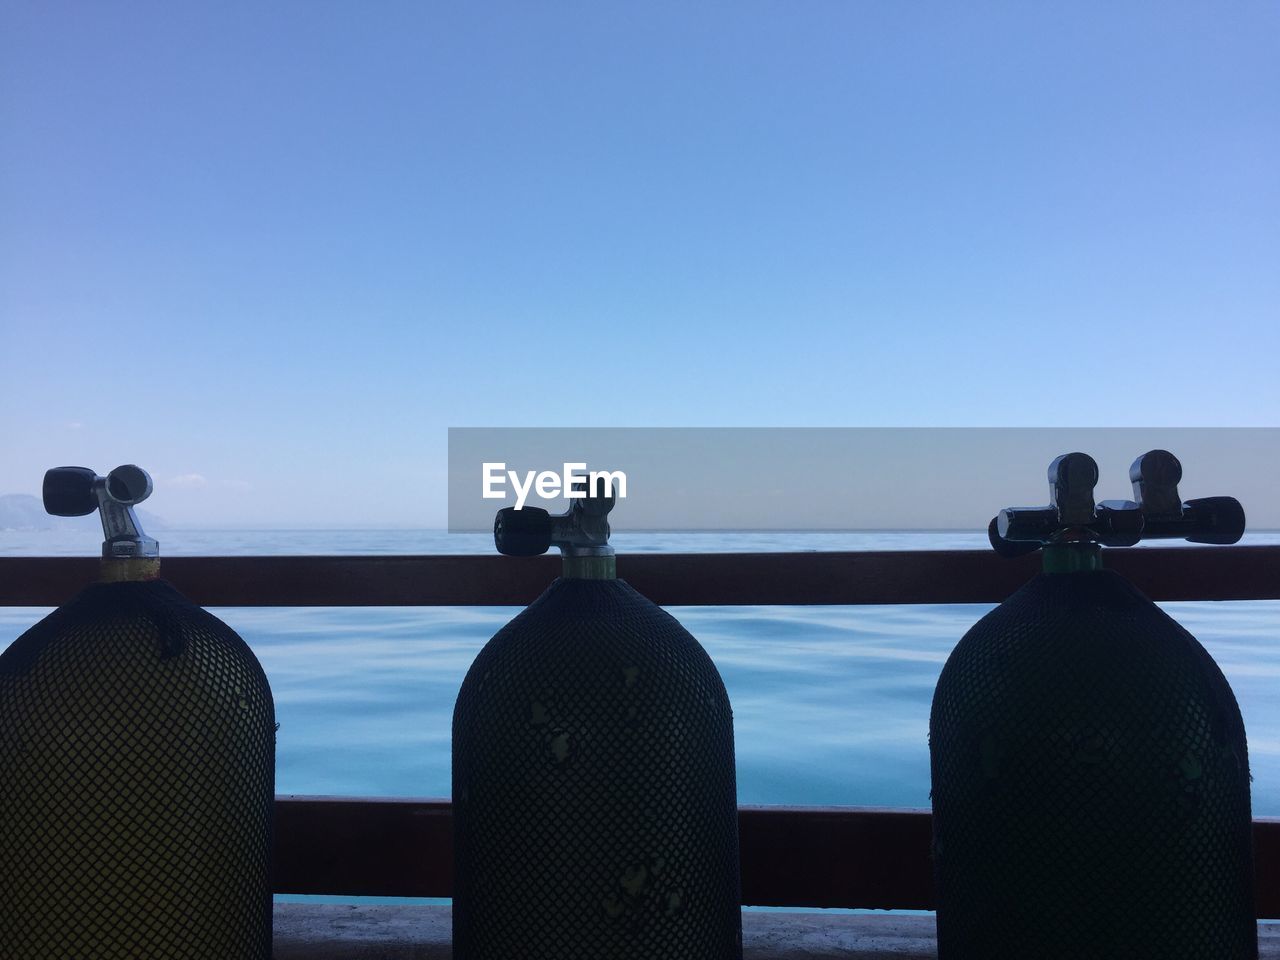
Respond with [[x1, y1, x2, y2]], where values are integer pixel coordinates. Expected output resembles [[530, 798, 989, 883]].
[[2, 2, 1276, 526]]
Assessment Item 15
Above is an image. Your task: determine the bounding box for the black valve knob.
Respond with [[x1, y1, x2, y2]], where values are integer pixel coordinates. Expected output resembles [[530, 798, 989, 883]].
[[1181, 497, 1247, 545], [988, 518, 1040, 558], [494, 507, 554, 556], [1094, 500, 1145, 547], [43, 467, 100, 517]]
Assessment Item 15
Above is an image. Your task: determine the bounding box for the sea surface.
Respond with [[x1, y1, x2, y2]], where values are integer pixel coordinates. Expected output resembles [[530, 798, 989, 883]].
[[2, 528, 1279, 817]]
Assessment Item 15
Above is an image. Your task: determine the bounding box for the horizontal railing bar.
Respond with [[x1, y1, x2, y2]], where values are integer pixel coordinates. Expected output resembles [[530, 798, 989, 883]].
[[270, 905, 1280, 958], [2, 546, 1278, 607], [272, 796, 1280, 916]]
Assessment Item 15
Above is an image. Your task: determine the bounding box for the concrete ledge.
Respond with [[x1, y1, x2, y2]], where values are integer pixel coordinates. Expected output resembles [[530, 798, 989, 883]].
[[273, 905, 1280, 959]]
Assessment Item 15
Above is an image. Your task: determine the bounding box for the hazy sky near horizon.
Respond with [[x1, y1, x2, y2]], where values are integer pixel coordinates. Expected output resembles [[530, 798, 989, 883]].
[[2, 3, 1277, 526]]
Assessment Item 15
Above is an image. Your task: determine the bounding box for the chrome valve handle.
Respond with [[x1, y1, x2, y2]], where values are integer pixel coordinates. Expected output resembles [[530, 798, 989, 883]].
[[43, 465, 159, 559]]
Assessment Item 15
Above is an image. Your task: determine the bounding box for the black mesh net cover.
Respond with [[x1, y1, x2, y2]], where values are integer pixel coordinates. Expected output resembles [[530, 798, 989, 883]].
[[453, 577, 742, 959], [930, 569, 1256, 959], [0, 579, 275, 958]]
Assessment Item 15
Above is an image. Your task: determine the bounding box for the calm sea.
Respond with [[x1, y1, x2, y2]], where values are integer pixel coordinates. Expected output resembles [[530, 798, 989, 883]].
[[2, 529, 1278, 816]]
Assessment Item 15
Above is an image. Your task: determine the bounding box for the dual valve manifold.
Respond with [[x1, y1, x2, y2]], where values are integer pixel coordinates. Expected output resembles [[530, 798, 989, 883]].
[[990, 448, 1244, 555]]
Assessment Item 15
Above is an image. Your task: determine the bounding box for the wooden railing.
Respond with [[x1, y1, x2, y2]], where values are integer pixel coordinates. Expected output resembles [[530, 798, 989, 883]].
[[3, 546, 1279, 913], [272, 796, 1280, 914], [3, 545, 1278, 606]]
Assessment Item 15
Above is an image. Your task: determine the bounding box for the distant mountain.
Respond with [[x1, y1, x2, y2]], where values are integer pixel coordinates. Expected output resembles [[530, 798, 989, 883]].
[[0, 494, 167, 532], [0, 495, 55, 530]]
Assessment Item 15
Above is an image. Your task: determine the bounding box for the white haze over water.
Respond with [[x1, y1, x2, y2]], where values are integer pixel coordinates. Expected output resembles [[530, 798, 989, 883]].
[[1, 530, 1278, 817]]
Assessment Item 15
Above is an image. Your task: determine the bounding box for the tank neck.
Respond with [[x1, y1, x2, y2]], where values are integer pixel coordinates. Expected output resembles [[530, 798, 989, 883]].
[[97, 557, 162, 583], [1041, 542, 1103, 574], [561, 554, 617, 580]]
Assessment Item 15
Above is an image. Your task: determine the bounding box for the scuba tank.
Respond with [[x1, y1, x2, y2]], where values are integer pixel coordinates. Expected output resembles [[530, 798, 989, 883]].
[[453, 480, 742, 959], [0, 466, 276, 958], [930, 450, 1255, 958]]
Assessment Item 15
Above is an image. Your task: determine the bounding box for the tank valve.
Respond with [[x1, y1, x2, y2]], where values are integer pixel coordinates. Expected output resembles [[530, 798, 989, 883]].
[[1123, 449, 1245, 544], [494, 476, 615, 558], [990, 452, 1143, 557], [43, 465, 159, 560]]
